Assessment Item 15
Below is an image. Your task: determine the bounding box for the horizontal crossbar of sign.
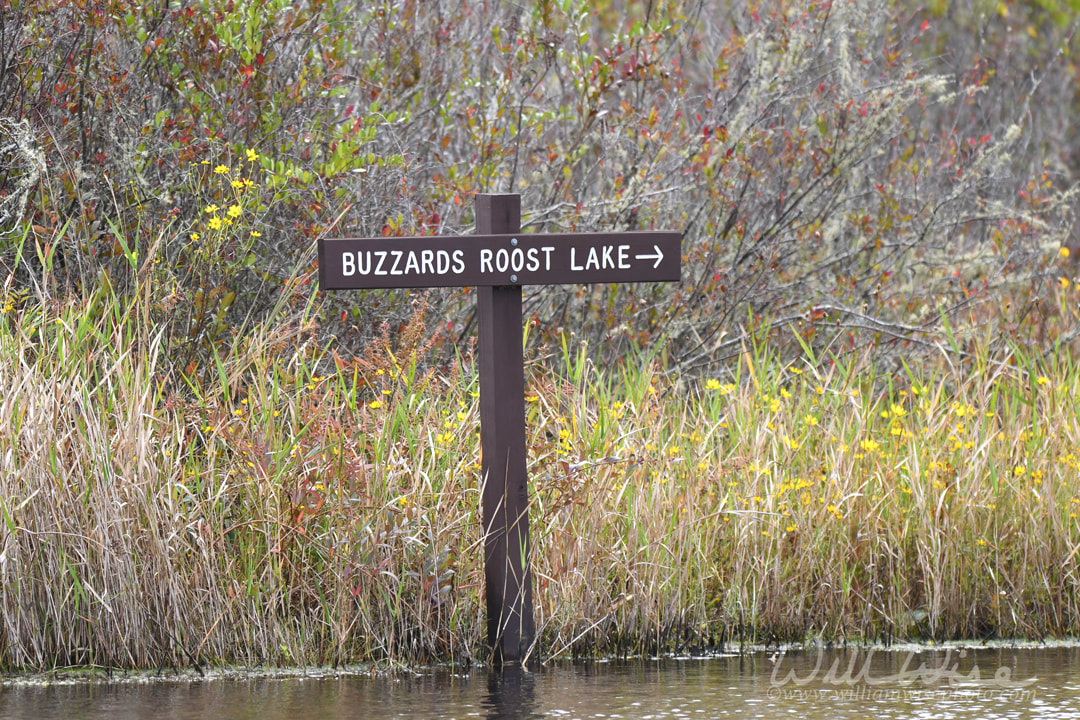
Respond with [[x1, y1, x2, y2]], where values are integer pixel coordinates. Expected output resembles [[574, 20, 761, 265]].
[[318, 231, 681, 290]]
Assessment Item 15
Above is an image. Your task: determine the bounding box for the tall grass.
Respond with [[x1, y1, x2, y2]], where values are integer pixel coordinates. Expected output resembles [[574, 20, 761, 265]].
[[1, 276, 1080, 670], [524, 330, 1080, 653]]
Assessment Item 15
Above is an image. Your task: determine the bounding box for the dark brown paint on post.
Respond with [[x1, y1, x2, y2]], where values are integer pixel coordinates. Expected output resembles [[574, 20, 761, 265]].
[[476, 194, 536, 665]]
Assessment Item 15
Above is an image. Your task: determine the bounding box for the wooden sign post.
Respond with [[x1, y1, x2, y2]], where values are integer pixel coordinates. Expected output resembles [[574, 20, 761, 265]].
[[318, 194, 681, 665]]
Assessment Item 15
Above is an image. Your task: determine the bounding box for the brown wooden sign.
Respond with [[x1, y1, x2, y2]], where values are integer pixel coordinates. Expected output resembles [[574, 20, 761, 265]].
[[318, 231, 680, 289], [318, 195, 682, 666]]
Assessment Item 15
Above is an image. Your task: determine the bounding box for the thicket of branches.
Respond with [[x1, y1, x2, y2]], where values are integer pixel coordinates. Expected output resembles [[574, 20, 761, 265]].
[[1, 0, 1077, 370]]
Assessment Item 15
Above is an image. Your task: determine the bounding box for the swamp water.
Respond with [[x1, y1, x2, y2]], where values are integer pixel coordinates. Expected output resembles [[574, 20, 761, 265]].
[[3, 645, 1080, 719]]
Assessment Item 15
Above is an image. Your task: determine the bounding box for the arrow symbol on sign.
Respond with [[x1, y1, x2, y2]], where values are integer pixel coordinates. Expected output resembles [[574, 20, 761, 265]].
[[635, 245, 664, 269]]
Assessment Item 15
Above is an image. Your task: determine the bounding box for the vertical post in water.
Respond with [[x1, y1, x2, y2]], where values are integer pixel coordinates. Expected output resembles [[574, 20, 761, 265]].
[[476, 193, 535, 665]]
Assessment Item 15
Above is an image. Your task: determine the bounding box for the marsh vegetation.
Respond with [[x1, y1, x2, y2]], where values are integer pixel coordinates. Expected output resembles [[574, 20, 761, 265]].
[[1, 0, 1079, 670]]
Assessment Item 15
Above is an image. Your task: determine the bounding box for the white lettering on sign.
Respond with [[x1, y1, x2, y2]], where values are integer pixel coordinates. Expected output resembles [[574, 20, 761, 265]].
[[341, 249, 464, 277], [570, 244, 633, 271], [479, 247, 555, 275], [340, 241, 661, 281]]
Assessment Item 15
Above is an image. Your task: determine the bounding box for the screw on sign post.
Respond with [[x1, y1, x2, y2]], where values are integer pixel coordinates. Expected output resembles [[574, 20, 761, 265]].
[[318, 194, 681, 665]]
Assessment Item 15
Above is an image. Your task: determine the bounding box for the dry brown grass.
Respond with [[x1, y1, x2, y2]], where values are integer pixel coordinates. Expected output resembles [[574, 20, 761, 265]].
[[1, 282, 1080, 670]]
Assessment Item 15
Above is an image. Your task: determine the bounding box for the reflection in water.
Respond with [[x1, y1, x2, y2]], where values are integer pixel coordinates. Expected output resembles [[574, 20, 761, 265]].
[[483, 668, 540, 720], [2, 646, 1080, 719]]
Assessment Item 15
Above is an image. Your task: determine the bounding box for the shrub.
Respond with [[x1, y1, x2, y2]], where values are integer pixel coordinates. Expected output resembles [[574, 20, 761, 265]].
[[1, 0, 1076, 371]]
